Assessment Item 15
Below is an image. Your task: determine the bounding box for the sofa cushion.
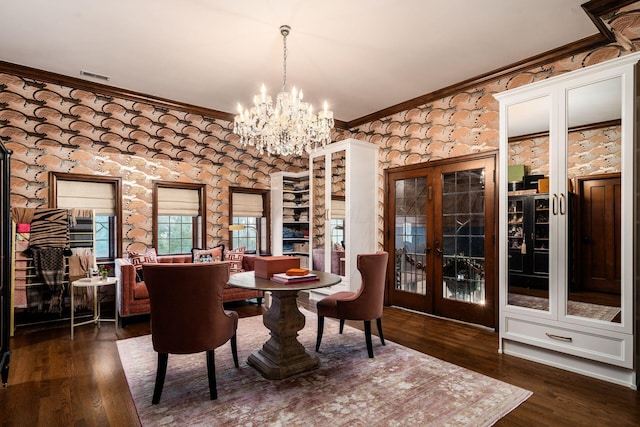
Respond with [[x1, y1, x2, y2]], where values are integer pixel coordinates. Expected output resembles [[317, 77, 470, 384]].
[[158, 255, 192, 263], [127, 248, 158, 266], [127, 248, 158, 282], [225, 246, 245, 273], [192, 244, 225, 263]]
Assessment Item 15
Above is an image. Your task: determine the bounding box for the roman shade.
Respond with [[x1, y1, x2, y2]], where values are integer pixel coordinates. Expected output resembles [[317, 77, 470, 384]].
[[157, 187, 201, 217], [57, 180, 115, 215], [232, 192, 264, 217], [331, 199, 345, 219]]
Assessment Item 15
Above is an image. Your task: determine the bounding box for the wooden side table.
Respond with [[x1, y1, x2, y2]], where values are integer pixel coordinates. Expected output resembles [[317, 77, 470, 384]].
[[70, 277, 118, 340]]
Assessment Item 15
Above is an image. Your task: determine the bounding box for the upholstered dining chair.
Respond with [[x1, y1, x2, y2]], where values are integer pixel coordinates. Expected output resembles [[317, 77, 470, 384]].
[[143, 262, 239, 404], [315, 251, 389, 358]]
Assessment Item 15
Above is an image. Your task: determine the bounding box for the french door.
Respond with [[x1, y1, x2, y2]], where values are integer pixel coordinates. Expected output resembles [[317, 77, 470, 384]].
[[385, 154, 497, 327]]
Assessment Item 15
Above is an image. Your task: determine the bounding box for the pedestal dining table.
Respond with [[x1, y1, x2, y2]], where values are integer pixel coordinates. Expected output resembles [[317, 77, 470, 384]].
[[227, 270, 341, 380]]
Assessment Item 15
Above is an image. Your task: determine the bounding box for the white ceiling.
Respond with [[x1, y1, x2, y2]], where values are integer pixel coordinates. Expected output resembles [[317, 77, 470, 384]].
[[0, 0, 599, 123]]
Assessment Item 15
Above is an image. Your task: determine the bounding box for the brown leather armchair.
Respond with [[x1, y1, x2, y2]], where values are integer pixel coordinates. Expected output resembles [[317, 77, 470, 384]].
[[143, 262, 239, 404], [315, 251, 389, 358]]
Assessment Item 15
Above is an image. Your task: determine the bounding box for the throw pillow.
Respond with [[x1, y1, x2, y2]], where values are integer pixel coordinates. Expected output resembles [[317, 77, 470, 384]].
[[192, 244, 225, 263], [127, 248, 158, 282], [225, 246, 246, 273]]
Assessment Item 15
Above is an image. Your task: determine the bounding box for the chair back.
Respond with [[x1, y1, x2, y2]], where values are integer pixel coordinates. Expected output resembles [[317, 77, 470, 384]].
[[143, 262, 236, 354], [352, 251, 389, 319]]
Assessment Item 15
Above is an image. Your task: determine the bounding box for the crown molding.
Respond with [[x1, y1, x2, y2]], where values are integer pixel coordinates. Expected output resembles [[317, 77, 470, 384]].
[[346, 35, 607, 129], [0, 61, 236, 123]]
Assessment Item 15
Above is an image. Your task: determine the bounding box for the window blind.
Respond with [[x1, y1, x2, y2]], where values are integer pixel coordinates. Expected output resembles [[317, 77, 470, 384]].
[[157, 187, 200, 216], [331, 199, 345, 219], [233, 192, 264, 217], [57, 180, 115, 215]]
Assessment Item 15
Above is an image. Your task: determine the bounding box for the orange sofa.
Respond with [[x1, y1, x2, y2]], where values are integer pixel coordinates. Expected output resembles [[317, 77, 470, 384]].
[[115, 254, 262, 318]]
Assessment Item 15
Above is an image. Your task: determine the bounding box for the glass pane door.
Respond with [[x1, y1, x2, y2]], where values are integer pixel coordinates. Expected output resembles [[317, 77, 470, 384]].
[[433, 156, 496, 327], [386, 155, 496, 327], [394, 177, 429, 295], [441, 169, 486, 304]]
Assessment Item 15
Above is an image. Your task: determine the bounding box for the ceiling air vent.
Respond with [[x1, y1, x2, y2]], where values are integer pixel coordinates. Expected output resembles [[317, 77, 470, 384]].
[[80, 70, 110, 81]]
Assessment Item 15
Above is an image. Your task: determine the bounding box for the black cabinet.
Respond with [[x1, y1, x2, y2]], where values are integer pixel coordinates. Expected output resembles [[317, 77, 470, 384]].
[[507, 194, 549, 290], [1, 142, 11, 387]]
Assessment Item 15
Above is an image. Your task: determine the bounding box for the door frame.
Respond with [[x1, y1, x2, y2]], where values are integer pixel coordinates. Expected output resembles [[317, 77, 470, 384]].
[[383, 150, 499, 328]]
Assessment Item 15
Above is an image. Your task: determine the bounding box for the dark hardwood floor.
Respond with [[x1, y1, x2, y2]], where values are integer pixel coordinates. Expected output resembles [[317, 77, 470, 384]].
[[1, 299, 638, 426]]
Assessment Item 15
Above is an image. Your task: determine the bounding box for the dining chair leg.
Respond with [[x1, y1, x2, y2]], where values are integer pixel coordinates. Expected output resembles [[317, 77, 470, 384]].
[[152, 353, 168, 404], [364, 320, 374, 358], [316, 315, 325, 351], [231, 333, 239, 368], [339, 319, 345, 334], [376, 317, 385, 346], [206, 350, 217, 400]]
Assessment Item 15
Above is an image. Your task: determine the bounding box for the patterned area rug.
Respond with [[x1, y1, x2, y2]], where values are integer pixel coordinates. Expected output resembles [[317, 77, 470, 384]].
[[508, 293, 621, 321], [117, 309, 531, 426]]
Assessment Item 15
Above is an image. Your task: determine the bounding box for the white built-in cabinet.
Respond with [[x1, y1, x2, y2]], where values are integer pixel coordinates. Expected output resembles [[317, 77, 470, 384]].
[[495, 53, 639, 388], [307, 138, 378, 301]]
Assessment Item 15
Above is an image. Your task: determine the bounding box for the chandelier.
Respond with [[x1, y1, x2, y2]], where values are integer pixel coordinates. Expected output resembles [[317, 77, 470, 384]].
[[233, 25, 334, 156]]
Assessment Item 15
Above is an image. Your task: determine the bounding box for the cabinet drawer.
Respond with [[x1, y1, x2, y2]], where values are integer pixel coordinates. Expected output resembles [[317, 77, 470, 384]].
[[503, 316, 632, 368]]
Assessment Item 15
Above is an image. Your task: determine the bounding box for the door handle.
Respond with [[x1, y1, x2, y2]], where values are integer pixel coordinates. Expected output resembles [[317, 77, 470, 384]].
[[434, 240, 443, 256], [559, 193, 566, 215], [552, 193, 558, 215]]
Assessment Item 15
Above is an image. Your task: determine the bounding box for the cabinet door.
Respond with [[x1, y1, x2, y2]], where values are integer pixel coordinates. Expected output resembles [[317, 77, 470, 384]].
[[500, 57, 635, 330], [311, 150, 346, 277], [564, 76, 625, 323], [505, 95, 552, 311]]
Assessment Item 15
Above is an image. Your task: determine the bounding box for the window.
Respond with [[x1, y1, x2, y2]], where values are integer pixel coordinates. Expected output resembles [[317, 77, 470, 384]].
[[230, 188, 269, 254], [331, 198, 345, 247], [95, 215, 115, 259], [231, 217, 259, 252], [153, 183, 205, 255], [157, 215, 196, 254], [51, 173, 121, 261], [330, 219, 344, 247]]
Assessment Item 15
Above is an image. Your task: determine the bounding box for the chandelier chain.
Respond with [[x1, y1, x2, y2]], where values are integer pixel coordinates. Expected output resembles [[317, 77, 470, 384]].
[[282, 27, 287, 92]]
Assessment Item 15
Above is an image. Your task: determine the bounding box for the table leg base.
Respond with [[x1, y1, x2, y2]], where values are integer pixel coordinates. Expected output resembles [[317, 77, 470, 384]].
[[247, 349, 319, 380]]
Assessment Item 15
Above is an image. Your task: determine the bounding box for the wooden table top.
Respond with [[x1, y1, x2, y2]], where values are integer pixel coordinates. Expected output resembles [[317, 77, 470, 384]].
[[227, 270, 341, 292]]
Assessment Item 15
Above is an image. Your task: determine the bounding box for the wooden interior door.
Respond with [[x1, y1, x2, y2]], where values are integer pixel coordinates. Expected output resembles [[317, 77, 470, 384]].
[[385, 153, 497, 327], [577, 174, 621, 294], [386, 169, 435, 313]]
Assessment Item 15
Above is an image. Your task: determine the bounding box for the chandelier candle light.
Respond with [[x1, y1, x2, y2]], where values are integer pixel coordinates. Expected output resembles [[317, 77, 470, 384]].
[[233, 25, 334, 156]]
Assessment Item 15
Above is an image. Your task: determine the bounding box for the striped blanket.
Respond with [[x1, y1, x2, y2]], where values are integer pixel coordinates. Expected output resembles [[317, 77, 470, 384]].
[[29, 208, 70, 248]]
